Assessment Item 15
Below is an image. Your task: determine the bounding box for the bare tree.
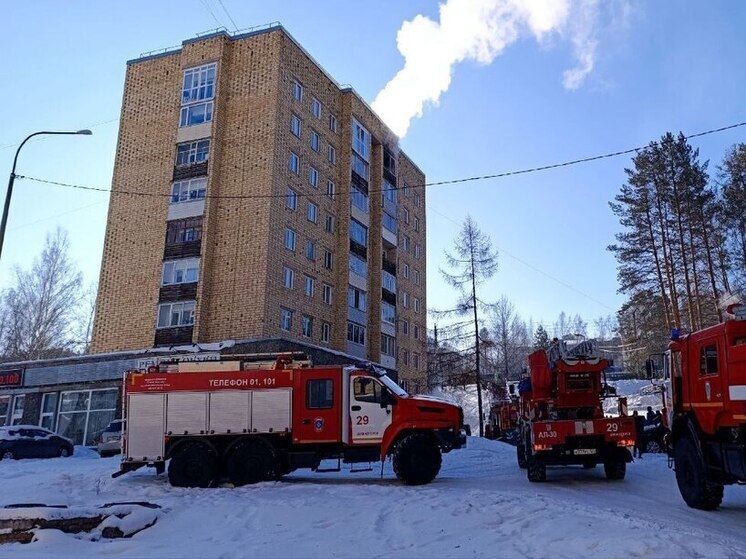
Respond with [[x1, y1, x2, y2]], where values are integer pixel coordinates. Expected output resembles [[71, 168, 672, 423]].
[[441, 216, 498, 437], [0, 228, 83, 361], [71, 282, 97, 354]]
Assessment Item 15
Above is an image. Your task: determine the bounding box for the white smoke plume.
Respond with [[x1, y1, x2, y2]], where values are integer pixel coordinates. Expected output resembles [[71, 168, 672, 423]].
[[372, 0, 606, 137]]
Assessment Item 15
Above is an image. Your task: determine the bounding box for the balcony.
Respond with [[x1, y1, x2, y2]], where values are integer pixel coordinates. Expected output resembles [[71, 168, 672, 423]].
[[154, 325, 194, 347], [382, 258, 396, 276], [349, 239, 367, 260], [159, 282, 198, 303], [164, 240, 201, 259], [173, 160, 208, 181]]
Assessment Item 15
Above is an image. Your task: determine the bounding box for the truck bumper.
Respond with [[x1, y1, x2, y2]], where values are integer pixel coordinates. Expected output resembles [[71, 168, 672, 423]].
[[534, 440, 632, 465], [436, 428, 467, 452]]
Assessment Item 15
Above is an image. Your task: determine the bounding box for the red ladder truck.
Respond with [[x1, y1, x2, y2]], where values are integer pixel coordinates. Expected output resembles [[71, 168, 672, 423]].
[[656, 303, 746, 509], [115, 354, 466, 487], [516, 340, 636, 482]]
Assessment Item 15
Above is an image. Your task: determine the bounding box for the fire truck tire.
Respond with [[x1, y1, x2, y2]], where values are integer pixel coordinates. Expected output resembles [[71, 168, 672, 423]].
[[527, 456, 546, 482], [225, 438, 275, 486], [603, 460, 626, 480], [516, 444, 527, 469], [392, 433, 442, 485], [674, 437, 723, 510], [168, 442, 218, 488]]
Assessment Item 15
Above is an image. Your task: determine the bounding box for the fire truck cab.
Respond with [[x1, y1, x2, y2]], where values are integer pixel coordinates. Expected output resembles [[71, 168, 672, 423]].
[[117, 354, 466, 487]]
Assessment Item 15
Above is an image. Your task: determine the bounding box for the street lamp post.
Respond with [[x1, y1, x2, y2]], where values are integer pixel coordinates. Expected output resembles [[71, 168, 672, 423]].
[[0, 129, 92, 261]]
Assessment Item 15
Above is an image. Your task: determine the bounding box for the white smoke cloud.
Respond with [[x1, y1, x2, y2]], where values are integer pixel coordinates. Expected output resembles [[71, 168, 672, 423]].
[[372, 0, 607, 137]]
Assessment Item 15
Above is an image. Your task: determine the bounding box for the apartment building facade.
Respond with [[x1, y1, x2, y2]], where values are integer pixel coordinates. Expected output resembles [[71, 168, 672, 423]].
[[91, 25, 427, 388]]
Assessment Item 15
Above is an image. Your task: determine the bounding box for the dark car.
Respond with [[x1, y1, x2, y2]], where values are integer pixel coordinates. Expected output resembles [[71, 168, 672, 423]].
[[96, 419, 125, 457], [0, 425, 74, 460], [641, 422, 669, 453]]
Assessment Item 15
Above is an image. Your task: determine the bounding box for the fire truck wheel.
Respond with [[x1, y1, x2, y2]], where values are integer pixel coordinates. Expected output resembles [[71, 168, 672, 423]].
[[526, 456, 546, 482], [603, 460, 626, 480], [674, 437, 724, 510], [392, 433, 442, 485], [168, 442, 218, 488], [225, 438, 275, 486], [516, 444, 527, 469]]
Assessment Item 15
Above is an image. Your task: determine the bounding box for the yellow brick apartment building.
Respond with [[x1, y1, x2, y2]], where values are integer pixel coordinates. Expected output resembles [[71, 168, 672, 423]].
[[91, 24, 427, 388]]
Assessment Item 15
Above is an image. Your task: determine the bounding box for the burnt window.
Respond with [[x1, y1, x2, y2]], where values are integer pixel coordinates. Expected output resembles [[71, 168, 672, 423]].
[[166, 218, 203, 245], [700, 344, 719, 375], [306, 379, 334, 409]]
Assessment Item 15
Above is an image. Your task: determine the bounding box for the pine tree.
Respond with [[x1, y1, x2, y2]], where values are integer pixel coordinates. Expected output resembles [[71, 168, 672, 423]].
[[534, 325, 550, 349]]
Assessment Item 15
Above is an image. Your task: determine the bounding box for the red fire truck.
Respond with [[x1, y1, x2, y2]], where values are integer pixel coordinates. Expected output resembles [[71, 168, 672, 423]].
[[115, 354, 466, 487], [657, 304, 746, 509], [517, 340, 636, 482]]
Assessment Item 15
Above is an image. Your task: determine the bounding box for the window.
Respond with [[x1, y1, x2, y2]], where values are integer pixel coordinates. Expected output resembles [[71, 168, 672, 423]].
[[328, 144, 336, 164], [325, 214, 335, 233], [287, 187, 298, 210], [383, 148, 397, 176], [157, 301, 196, 328], [293, 80, 303, 102], [180, 63, 217, 128], [382, 212, 397, 234], [162, 258, 200, 285], [414, 269, 420, 286], [414, 244, 421, 259], [309, 166, 319, 188], [329, 113, 338, 133], [304, 239, 316, 261], [414, 298, 420, 313], [382, 271, 396, 293], [352, 119, 370, 161], [166, 218, 203, 244], [403, 235, 411, 253], [57, 388, 118, 446], [414, 216, 420, 232], [351, 185, 369, 213], [291, 114, 302, 137], [413, 353, 420, 370], [39, 393, 58, 431], [302, 315, 314, 338], [403, 207, 410, 225], [400, 319, 409, 335], [354, 377, 383, 404], [382, 180, 397, 204], [402, 292, 409, 308], [304, 275, 315, 297], [289, 151, 299, 174], [284, 228, 296, 251], [171, 178, 207, 203], [323, 249, 333, 270], [307, 202, 318, 223], [700, 344, 719, 375], [350, 219, 368, 246], [347, 321, 366, 346], [306, 379, 333, 409], [414, 193, 421, 208], [414, 324, 420, 339], [381, 301, 396, 324], [403, 263, 410, 279], [402, 182, 409, 198], [176, 139, 210, 166], [348, 286, 367, 311], [311, 97, 321, 119], [11, 395, 25, 426], [349, 254, 367, 276], [281, 308, 293, 331], [322, 283, 332, 305], [352, 153, 369, 180], [321, 321, 331, 343], [283, 266, 294, 289], [310, 130, 320, 152], [326, 180, 336, 200], [402, 350, 409, 366], [0, 396, 9, 426], [182, 63, 217, 104], [381, 334, 396, 357]]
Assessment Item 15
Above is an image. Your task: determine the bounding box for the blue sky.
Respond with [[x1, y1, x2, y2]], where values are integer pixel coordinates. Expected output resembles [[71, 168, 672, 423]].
[[2, 1, 745, 335]]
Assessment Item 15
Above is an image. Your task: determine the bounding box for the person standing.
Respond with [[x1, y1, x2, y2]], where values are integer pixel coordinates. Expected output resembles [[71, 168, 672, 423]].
[[633, 411, 646, 459]]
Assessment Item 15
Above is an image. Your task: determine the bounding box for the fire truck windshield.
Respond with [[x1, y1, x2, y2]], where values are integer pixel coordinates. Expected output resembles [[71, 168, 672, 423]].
[[379, 374, 408, 397]]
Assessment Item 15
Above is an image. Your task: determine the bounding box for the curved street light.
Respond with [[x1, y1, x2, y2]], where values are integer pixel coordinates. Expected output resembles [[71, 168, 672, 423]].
[[0, 129, 92, 261]]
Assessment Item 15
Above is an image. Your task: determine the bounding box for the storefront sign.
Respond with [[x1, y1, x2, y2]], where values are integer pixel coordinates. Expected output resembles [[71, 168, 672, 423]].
[[0, 369, 23, 388]]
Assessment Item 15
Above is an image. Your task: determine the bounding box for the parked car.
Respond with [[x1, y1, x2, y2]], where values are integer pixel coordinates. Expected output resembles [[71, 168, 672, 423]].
[[642, 422, 669, 453], [96, 419, 124, 457], [0, 426, 74, 460]]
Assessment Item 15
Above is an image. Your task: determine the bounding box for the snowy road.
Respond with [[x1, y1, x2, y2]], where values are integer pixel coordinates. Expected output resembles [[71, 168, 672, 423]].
[[1, 438, 745, 558]]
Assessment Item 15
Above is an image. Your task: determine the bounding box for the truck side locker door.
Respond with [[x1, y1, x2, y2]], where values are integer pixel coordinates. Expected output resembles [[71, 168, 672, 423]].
[[693, 338, 724, 433], [292, 368, 341, 444], [349, 375, 393, 444]]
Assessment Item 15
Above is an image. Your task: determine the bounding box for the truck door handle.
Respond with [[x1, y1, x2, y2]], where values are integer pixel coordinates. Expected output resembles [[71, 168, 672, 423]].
[[302, 419, 311, 425], [351, 405, 361, 411]]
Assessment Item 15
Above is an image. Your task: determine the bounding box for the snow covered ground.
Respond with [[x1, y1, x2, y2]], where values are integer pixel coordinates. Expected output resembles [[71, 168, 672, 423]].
[[1, 440, 746, 558]]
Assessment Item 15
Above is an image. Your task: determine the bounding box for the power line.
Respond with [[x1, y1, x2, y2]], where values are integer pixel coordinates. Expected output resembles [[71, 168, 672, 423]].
[[0, 118, 119, 151], [199, 0, 225, 28], [14, 119, 746, 201], [8, 201, 107, 232], [216, 0, 239, 32]]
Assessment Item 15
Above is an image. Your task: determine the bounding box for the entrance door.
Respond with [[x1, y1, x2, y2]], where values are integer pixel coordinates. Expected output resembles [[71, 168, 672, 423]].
[[293, 368, 341, 444], [349, 375, 393, 444]]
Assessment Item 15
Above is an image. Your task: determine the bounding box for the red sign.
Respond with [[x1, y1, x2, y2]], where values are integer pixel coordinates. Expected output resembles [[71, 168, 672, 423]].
[[128, 370, 294, 393], [0, 369, 23, 388]]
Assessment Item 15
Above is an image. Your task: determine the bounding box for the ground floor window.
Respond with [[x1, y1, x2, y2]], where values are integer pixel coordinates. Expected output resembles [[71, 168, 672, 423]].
[[40, 392, 59, 431], [57, 389, 118, 446], [11, 394, 25, 425], [0, 396, 9, 426]]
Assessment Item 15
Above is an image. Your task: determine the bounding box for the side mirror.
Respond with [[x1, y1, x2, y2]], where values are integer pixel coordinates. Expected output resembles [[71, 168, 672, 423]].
[[380, 389, 395, 407], [645, 359, 654, 379]]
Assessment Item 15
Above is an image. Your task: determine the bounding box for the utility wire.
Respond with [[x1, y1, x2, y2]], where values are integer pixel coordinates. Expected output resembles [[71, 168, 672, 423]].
[[0, 117, 120, 151], [199, 0, 225, 29], [14, 119, 746, 201], [216, 0, 239, 31]]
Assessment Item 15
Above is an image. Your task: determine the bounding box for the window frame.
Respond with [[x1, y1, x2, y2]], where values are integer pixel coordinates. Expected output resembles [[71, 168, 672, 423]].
[[284, 228, 297, 251], [162, 258, 200, 286], [171, 177, 207, 204], [280, 308, 293, 331], [282, 266, 294, 289], [306, 379, 334, 410], [156, 301, 196, 329], [307, 202, 318, 223], [286, 187, 298, 211], [291, 113, 302, 137], [309, 166, 319, 188], [289, 151, 300, 174], [311, 97, 322, 119]]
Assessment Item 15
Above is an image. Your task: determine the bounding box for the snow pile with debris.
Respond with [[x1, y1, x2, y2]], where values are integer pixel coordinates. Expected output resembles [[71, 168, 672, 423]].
[[1, 440, 745, 558]]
